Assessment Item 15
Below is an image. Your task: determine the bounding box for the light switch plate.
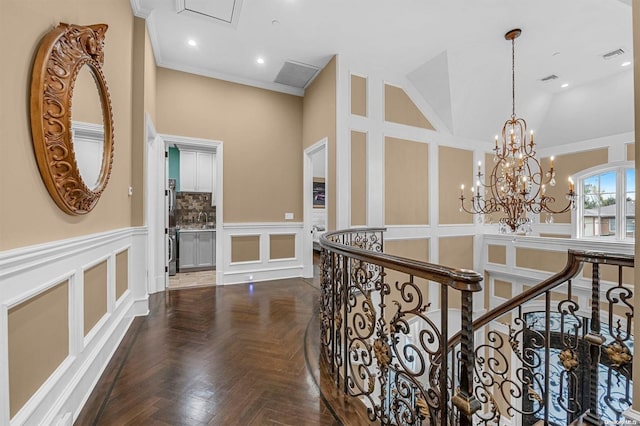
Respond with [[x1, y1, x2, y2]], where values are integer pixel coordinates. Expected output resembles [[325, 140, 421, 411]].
[[128, 186, 133, 196], [284, 212, 294, 220]]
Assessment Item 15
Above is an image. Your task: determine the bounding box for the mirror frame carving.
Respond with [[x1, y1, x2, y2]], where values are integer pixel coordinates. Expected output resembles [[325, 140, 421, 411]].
[[30, 23, 114, 215]]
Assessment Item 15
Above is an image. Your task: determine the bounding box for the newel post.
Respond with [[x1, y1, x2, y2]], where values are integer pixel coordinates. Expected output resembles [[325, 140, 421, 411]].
[[451, 286, 481, 425]]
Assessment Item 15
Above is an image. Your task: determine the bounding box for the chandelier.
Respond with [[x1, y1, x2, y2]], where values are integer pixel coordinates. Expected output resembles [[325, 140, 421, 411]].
[[459, 28, 576, 234]]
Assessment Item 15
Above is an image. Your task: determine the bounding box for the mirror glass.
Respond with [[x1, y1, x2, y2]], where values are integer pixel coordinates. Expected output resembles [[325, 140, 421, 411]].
[[70, 65, 105, 190]]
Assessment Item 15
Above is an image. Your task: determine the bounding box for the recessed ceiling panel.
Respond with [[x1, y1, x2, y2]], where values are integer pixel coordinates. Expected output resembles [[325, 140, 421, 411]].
[[176, 0, 243, 26]]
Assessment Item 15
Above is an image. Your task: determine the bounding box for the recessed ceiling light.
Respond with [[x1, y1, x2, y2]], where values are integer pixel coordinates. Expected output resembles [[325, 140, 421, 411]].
[[256, 57, 265, 64], [622, 61, 631, 67], [561, 83, 569, 88], [187, 39, 197, 47]]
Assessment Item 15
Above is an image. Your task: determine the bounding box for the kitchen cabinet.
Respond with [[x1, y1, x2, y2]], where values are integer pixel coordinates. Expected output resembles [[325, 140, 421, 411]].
[[179, 150, 214, 194], [178, 230, 215, 271]]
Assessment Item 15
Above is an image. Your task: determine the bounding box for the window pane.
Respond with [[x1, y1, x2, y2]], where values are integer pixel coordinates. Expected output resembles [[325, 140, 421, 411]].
[[582, 174, 616, 237], [626, 168, 635, 239], [626, 169, 635, 193], [583, 175, 600, 210], [600, 171, 616, 193], [626, 217, 635, 239]]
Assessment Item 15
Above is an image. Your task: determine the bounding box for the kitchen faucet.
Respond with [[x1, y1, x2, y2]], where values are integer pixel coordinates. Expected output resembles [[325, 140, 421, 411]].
[[197, 211, 208, 224]]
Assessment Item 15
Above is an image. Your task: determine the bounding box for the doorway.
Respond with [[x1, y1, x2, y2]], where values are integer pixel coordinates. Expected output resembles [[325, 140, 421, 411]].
[[303, 138, 328, 278], [145, 130, 223, 293]]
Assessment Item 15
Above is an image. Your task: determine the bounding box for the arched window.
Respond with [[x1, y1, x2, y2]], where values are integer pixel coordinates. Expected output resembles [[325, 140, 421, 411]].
[[576, 162, 634, 241]]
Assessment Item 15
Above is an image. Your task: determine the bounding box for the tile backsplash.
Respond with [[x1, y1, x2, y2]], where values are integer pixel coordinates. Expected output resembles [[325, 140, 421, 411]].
[[176, 192, 216, 227]]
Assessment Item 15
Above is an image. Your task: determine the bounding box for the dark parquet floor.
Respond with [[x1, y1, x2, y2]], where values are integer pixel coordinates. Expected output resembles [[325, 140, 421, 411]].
[[76, 271, 340, 425]]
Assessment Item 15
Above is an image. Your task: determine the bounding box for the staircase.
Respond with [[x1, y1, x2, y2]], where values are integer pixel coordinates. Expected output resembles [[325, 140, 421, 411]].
[[318, 228, 634, 425]]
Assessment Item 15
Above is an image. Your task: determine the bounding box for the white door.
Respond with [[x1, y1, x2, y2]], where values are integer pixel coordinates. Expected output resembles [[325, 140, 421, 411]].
[[303, 138, 328, 278]]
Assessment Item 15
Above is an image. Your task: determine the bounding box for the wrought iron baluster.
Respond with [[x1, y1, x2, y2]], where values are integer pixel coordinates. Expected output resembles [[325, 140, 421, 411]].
[[583, 262, 604, 425], [343, 254, 349, 394], [329, 249, 335, 375], [439, 284, 448, 425], [452, 288, 480, 426], [544, 291, 551, 425]]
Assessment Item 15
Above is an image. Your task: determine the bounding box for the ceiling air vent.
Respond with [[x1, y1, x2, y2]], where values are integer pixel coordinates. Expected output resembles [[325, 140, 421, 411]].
[[602, 48, 625, 60], [274, 61, 319, 89], [540, 74, 558, 82]]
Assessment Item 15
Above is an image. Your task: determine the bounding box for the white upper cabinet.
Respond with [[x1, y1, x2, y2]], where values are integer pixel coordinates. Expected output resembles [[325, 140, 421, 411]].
[[179, 149, 215, 197], [196, 151, 214, 193], [179, 150, 197, 191]]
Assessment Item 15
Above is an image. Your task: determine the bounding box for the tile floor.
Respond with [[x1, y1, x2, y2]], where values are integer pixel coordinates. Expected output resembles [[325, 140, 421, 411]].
[[168, 269, 216, 290]]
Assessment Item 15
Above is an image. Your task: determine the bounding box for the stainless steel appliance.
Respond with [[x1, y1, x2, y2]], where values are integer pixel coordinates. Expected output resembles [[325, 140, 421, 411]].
[[168, 178, 177, 276]]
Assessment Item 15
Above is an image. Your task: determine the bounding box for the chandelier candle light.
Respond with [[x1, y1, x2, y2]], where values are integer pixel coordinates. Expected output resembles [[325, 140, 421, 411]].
[[459, 28, 576, 234]]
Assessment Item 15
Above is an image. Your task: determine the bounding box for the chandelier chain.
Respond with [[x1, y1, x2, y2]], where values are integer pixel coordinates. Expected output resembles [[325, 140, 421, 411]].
[[511, 38, 515, 118]]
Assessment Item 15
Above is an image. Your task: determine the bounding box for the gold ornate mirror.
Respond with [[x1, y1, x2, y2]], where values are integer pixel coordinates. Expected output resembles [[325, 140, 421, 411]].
[[30, 23, 114, 215]]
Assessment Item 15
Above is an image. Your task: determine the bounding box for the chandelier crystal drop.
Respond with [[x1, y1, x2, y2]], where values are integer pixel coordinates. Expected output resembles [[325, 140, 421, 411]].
[[459, 29, 576, 234]]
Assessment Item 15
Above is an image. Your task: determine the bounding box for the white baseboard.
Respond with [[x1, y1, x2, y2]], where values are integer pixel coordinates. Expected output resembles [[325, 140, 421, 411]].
[[223, 265, 304, 285], [221, 222, 305, 285]]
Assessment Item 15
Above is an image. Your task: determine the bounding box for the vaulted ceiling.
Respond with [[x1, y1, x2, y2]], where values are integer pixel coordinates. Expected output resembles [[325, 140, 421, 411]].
[[131, 0, 635, 148]]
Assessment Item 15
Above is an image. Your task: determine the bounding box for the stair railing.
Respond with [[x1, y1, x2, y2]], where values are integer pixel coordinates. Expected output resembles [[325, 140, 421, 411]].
[[447, 249, 634, 425], [319, 228, 634, 426], [319, 228, 483, 425]]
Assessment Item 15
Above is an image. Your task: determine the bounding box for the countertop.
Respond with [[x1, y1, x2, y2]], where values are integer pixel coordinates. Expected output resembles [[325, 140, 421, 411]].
[[177, 228, 216, 233]]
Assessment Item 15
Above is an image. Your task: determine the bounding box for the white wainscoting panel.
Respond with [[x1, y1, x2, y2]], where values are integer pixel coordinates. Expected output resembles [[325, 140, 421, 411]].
[[222, 222, 304, 285], [0, 227, 148, 425], [481, 233, 633, 323]]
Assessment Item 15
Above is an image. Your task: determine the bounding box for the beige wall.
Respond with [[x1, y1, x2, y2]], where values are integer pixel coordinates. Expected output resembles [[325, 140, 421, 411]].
[[515, 248, 567, 273], [627, 143, 635, 161], [303, 57, 337, 230], [384, 85, 434, 129], [439, 235, 474, 309], [385, 137, 429, 225], [231, 235, 260, 262], [351, 75, 367, 116], [269, 234, 296, 260], [8, 281, 69, 418], [494, 279, 512, 299], [488, 245, 506, 264], [351, 131, 367, 226], [116, 249, 128, 300], [0, 0, 136, 250], [439, 236, 474, 271], [439, 146, 473, 224], [385, 238, 430, 263], [541, 148, 608, 223], [156, 68, 303, 223], [84, 261, 108, 335], [130, 17, 157, 226]]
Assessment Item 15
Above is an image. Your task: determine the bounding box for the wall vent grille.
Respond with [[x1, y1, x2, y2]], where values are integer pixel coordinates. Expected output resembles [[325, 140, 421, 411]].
[[602, 48, 625, 59], [274, 61, 319, 89], [540, 74, 558, 82]]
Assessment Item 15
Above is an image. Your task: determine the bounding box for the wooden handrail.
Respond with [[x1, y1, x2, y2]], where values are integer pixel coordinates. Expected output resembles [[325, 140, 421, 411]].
[[446, 249, 634, 348], [320, 228, 483, 292]]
